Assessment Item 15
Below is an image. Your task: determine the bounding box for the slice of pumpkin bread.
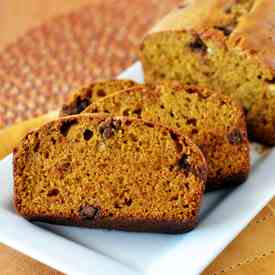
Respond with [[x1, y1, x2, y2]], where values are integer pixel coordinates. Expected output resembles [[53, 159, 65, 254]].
[[13, 114, 207, 233], [60, 79, 137, 116], [84, 82, 250, 190], [139, 0, 275, 145]]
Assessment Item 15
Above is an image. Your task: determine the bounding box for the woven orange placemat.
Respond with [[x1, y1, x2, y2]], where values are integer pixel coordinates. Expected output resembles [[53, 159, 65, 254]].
[[0, 0, 180, 126]]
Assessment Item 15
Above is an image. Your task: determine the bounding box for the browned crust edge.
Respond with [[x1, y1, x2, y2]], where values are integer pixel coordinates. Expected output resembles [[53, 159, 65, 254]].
[[59, 79, 137, 116], [18, 213, 199, 234], [205, 171, 249, 192]]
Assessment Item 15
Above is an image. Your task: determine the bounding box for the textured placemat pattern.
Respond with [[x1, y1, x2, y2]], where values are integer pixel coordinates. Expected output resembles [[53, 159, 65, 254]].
[[0, 0, 180, 126]]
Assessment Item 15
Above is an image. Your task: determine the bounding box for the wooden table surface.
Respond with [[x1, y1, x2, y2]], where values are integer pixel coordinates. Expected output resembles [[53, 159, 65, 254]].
[[1, 1, 275, 275]]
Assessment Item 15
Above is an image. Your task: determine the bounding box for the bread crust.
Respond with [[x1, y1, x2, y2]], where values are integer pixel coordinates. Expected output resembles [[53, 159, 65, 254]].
[[17, 213, 199, 234], [60, 79, 137, 116]]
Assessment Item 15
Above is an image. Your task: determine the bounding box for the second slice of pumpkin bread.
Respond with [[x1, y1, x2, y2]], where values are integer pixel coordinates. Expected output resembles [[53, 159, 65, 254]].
[[83, 82, 250, 190]]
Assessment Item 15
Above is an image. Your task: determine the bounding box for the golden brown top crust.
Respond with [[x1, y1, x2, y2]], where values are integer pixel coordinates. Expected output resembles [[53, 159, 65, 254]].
[[229, 0, 275, 75], [150, 0, 275, 76]]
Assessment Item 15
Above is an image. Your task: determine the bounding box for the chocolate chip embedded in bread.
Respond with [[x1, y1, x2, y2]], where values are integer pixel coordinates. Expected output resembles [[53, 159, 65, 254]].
[[227, 129, 243, 144], [60, 119, 78, 137], [178, 3, 187, 9], [83, 129, 93, 140], [178, 154, 207, 181], [112, 119, 122, 131], [214, 26, 233, 36], [79, 205, 99, 220], [97, 89, 106, 97], [102, 127, 113, 139], [178, 154, 190, 171], [99, 121, 112, 139], [188, 36, 207, 53], [76, 97, 90, 113], [132, 108, 142, 118], [186, 118, 197, 126], [99, 118, 121, 139]]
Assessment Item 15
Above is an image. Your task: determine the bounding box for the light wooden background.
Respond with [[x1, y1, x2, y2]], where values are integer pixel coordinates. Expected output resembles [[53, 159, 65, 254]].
[[1, 1, 275, 275]]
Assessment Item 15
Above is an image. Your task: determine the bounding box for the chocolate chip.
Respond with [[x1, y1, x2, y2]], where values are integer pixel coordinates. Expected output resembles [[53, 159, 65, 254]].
[[132, 108, 142, 118], [227, 129, 243, 144], [178, 3, 186, 9], [47, 189, 59, 197], [76, 97, 90, 113], [124, 198, 132, 207], [214, 26, 233, 36], [102, 127, 113, 139], [34, 141, 40, 152], [185, 86, 210, 99], [186, 118, 197, 126], [99, 122, 109, 134], [224, 5, 232, 14], [60, 119, 78, 136], [188, 36, 207, 53], [170, 131, 183, 153], [178, 154, 190, 170], [62, 97, 90, 115], [99, 118, 121, 139], [123, 109, 130, 116], [79, 205, 99, 220], [144, 122, 154, 128], [83, 129, 93, 140], [112, 119, 121, 130], [125, 120, 132, 126], [266, 78, 275, 84], [185, 87, 197, 94], [97, 89, 106, 97]]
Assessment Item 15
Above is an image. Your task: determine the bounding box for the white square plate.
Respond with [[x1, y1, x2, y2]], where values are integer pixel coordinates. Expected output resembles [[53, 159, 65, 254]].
[[1, 62, 275, 275]]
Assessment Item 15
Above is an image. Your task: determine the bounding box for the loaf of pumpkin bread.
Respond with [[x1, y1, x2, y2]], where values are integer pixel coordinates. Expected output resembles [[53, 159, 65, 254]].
[[13, 114, 207, 233], [140, 0, 275, 145], [84, 82, 250, 190]]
